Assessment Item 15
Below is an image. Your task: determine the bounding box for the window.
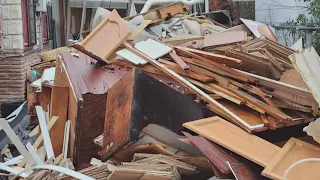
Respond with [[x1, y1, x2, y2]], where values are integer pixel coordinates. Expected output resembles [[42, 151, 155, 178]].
[[22, 0, 37, 47]]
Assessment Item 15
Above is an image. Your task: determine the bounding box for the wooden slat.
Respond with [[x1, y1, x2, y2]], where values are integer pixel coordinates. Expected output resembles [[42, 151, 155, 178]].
[[49, 86, 69, 156], [183, 117, 281, 167], [169, 50, 189, 70], [35, 106, 55, 159], [176, 46, 242, 67]]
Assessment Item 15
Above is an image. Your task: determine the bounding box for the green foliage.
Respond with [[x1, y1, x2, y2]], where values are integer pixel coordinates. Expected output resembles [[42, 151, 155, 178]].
[[280, 0, 320, 53]]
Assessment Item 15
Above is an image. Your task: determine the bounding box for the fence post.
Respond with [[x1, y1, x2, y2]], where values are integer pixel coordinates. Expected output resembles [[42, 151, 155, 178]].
[[305, 20, 313, 48]]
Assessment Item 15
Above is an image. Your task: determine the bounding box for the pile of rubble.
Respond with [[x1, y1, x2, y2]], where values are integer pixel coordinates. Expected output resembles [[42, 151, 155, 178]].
[[1, 3, 320, 180]]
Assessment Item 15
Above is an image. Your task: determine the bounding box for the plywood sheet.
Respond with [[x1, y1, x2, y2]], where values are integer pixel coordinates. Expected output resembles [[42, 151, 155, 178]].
[[262, 138, 320, 180], [204, 31, 247, 47], [183, 116, 280, 167], [79, 10, 130, 61], [219, 100, 264, 126]]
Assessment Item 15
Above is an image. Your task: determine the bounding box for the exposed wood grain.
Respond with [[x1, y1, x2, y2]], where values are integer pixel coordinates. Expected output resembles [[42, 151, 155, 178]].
[[104, 70, 134, 158], [49, 86, 69, 156], [183, 117, 280, 167]]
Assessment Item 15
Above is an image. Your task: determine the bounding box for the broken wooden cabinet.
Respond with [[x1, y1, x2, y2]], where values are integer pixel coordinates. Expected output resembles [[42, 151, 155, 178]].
[[54, 53, 130, 169]]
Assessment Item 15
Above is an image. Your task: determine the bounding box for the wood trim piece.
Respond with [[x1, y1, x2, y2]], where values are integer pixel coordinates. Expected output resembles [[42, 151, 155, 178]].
[[169, 50, 189, 70], [35, 106, 55, 159], [183, 116, 280, 167], [262, 138, 320, 180], [26, 143, 43, 165]]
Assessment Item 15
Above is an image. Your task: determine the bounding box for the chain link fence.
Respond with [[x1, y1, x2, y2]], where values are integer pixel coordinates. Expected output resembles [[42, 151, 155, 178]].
[[274, 27, 305, 47]]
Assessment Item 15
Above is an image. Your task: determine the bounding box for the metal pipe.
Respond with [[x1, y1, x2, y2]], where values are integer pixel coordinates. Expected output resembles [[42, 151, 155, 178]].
[[79, 0, 87, 40]]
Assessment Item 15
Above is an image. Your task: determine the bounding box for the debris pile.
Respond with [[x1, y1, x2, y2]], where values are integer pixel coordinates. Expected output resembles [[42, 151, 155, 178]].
[[1, 3, 320, 180]]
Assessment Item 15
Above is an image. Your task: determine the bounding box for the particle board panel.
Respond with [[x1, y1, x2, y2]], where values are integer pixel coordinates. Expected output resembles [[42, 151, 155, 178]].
[[262, 138, 320, 180], [183, 116, 281, 167], [204, 31, 247, 47], [135, 38, 173, 59], [79, 10, 130, 62]]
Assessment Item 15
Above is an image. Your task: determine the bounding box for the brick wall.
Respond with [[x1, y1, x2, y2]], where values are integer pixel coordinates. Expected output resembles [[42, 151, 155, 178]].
[[209, 0, 239, 25], [1, 0, 24, 53], [0, 1, 52, 112]]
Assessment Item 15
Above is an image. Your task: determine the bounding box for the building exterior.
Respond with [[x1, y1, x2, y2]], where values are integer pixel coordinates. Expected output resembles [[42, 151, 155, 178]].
[[0, 0, 56, 112]]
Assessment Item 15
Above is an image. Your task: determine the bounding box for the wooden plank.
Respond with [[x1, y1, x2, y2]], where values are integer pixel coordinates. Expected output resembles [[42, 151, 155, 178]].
[[176, 46, 242, 67], [219, 100, 264, 126], [160, 62, 215, 83], [79, 10, 130, 62], [35, 106, 55, 159], [62, 120, 71, 159], [228, 88, 291, 121], [158, 3, 188, 18], [26, 143, 43, 165], [124, 42, 263, 131], [186, 78, 244, 105], [262, 138, 320, 180], [49, 86, 68, 157], [128, 20, 152, 40], [183, 116, 281, 167], [169, 50, 189, 70], [204, 31, 247, 47], [163, 36, 204, 45], [234, 69, 314, 99]]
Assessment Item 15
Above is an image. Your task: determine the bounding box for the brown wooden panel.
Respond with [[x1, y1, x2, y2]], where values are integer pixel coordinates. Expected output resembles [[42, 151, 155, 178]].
[[183, 117, 280, 167], [262, 138, 320, 180], [50, 86, 69, 156], [79, 10, 130, 61], [104, 69, 135, 157]]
